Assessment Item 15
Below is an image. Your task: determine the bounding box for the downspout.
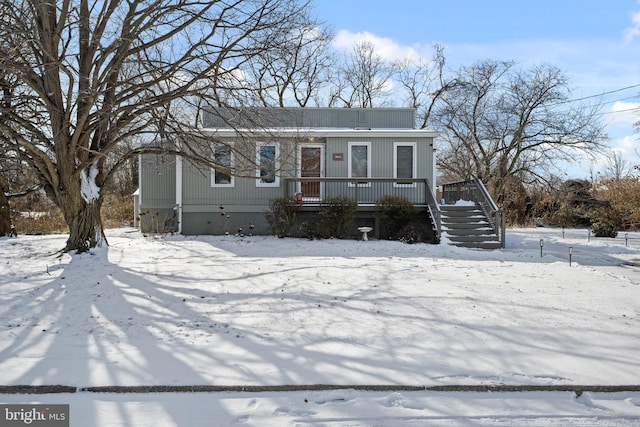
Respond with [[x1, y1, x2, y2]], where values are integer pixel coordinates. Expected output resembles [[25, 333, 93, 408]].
[[176, 155, 183, 234]]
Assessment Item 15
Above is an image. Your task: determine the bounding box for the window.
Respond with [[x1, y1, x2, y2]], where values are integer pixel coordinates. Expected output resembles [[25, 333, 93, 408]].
[[348, 142, 370, 186], [394, 142, 416, 187], [256, 142, 279, 187], [211, 144, 234, 187]]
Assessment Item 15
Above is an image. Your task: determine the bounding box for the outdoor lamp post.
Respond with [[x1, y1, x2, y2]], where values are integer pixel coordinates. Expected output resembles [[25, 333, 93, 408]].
[[569, 246, 573, 266]]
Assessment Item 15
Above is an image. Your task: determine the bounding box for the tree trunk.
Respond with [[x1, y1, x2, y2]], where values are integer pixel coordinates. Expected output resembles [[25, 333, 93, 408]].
[[60, 196, 107, 253], [55, 167, 108, 253], [0, 176, 11, 236]]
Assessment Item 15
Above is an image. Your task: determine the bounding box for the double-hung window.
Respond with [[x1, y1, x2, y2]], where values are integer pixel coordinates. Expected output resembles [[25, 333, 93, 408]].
[[256, 142, 279, 187], [211, 143, 234, 187], [348, 142, 371, 186], [393, 142, 416, 187]]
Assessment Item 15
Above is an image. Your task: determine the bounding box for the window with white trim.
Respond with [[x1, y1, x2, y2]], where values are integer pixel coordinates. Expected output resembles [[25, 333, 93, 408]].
[[348, 142, 370, 186], [211, 144, 234, 187], [256, 142, 279, 187], [393, 142, 416, 187]]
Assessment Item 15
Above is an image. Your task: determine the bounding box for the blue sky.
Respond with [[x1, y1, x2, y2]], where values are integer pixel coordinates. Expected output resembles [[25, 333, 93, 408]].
[[314, 1, 634, 43], [312, 0, 640, 176]]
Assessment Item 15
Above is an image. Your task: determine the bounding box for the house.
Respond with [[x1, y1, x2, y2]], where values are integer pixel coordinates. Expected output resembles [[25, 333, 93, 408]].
[[136, 107, 442, 241]]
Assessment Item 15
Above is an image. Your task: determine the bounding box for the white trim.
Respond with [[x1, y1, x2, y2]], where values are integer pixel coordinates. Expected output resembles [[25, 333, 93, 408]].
[[175, 156, 183, 234], [393, 142, 417, 188], [348, 141, 371, 187], [256, 141, 280, 187], [135, 154, 142, 228], [297, 144, 325, 200], [137, 154, 143, 204], [432, 143, 437, 194], [202, 128, 439, 138], [211, 143, 235, 187]]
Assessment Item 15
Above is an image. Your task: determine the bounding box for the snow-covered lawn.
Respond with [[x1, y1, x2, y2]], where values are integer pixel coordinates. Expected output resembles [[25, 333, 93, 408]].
[[1, 227, 640, 426]]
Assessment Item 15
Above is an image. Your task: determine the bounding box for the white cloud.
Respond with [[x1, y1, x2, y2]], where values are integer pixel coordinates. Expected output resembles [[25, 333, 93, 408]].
[[608, 100, 640, 126], [332, 30, 426, 62], [624, 9, 640, 42], [616, 134, 638, 153]]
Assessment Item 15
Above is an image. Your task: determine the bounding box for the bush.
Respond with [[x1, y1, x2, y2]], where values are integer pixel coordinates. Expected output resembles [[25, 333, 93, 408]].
[[316, 197, 357, 239], [591, 222, 618, 238], [10, 191, 135, 235], [138, 209, 178, 234], [12, 210, 67, 235], [375, 195, 426, 243], [265, 197, 300, 237], [102, 193, 135, 228]]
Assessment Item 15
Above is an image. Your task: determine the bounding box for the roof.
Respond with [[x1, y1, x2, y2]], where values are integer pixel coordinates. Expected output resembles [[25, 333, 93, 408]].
[[202, 107, 425, 130]]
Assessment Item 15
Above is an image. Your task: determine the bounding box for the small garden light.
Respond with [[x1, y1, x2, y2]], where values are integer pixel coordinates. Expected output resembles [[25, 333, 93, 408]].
[[625, 233, 629, 247], [540, 239, 544, 257], [569, 246, 573, 266]]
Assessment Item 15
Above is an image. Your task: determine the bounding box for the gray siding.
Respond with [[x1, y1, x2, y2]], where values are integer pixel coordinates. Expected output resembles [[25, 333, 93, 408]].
[[181, 212, 270, 235], [138, 153, 178, 233], [203, 107, 417, 129], [139, 153, 176, 207], [324, 136, 434, 179], [181, 138, 297, 209]]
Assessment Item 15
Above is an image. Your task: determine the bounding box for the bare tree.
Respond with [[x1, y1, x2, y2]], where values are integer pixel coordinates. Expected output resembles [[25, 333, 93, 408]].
[[434, 60, 607, 202], [394, 44, 453, 129], [329, 41, 394, 108], [0, 65, 36, 235], [601, 150, 633, 181], [0, 140, 42, 235], [246, 25, 335, 107], [0, 171, 10, 236], [0, 0, 316, 252]]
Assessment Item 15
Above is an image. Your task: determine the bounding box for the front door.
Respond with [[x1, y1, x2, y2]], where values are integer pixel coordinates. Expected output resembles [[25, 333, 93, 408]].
[[299, 145, 323, 199]]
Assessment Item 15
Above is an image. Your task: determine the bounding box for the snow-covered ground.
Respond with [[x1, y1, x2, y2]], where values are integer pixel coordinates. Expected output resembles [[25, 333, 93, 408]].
[[1, 226, 640, 426]]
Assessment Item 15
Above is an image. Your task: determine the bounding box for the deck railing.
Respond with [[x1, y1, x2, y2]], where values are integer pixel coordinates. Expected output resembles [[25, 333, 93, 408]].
[[441, 178, 505, 248], [283, 177, 441, 237]]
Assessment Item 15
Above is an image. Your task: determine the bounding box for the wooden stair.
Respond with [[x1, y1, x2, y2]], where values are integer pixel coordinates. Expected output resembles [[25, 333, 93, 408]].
[[440, 204, 503, 249]]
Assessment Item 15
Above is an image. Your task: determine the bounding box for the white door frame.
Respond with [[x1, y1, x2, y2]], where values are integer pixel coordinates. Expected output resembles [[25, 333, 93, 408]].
[[297, 144, 325, 201]]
